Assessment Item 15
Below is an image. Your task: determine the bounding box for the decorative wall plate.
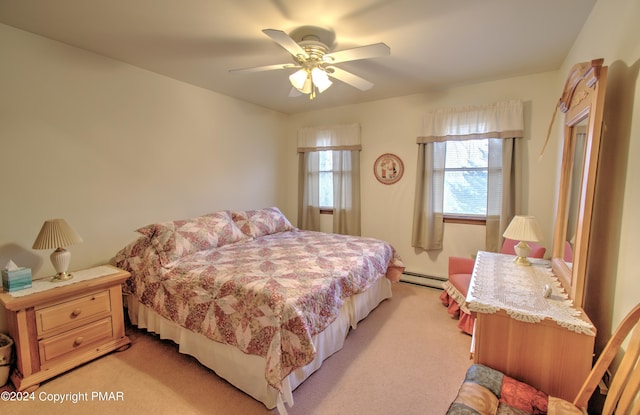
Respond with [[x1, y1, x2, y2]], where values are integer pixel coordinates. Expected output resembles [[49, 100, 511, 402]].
[[373, 153, 404, 185]]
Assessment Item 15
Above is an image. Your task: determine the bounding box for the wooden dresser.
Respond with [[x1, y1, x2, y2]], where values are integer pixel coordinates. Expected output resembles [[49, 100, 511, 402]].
[[467, 251, 595, 401], [0, 265, 131, 391]]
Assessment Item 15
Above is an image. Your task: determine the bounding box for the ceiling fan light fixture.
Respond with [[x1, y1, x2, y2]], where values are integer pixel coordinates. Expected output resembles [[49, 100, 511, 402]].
[[289, 69, 308, 90], [311, 67, 332, 93]]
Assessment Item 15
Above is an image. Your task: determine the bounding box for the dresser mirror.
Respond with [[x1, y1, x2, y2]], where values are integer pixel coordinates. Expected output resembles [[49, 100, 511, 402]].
[[551, 59, 607, 307], [564, 119, 587, 263]]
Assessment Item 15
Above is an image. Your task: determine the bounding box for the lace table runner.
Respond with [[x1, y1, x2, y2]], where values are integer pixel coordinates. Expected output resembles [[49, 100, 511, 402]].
[[467, 251, 595, 336], [5, 266, 118, 298]]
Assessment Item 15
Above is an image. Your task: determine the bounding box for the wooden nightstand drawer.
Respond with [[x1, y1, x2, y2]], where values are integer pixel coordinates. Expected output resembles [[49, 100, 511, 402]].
[[39, 317, 114, 364], [36, 290, 112, 335], [0, 265, 131, 391]]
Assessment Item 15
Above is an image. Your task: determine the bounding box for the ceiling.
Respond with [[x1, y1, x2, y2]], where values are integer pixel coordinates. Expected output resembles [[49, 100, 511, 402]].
[[0, 0, 597, 114]]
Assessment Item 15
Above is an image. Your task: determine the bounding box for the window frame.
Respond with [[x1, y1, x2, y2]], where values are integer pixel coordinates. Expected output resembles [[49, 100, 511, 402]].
[[443, 215, 486, 225]]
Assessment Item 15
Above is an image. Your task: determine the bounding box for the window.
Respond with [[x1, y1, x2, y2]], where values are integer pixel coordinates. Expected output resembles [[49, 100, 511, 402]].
[[413, 101, 521, 250], [298, 123, 361, 234], [443, 139, 488, 218], [319, 151, 333, 209]]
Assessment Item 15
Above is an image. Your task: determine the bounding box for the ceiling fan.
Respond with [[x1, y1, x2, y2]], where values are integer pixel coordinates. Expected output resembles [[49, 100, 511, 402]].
[[230, 26, 390, 100]]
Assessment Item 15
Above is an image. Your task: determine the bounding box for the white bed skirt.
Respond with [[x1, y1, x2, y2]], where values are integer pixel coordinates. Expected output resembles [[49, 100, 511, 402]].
[[126, 276, 392, 412]]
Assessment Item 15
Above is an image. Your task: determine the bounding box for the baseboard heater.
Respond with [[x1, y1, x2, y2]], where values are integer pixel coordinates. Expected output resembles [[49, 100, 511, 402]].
[[401, 271, 446, 289]]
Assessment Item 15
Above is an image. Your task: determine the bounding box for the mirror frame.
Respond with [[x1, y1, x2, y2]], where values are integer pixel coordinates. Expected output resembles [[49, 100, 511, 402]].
[[552, 59, 607, 307]]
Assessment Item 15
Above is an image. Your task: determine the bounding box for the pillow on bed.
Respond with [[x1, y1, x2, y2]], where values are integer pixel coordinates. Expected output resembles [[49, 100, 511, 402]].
[[136, 210, 248, 267], [232, 207, 295, 238]]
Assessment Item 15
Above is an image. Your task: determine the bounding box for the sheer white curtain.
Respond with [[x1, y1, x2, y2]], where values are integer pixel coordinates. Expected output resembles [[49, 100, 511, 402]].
[[297, 124, 361, 235], [412, 100, 524, 251]]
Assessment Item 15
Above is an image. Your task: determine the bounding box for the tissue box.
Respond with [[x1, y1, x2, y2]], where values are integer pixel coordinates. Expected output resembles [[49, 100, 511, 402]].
[[2, 267, 32, 292]]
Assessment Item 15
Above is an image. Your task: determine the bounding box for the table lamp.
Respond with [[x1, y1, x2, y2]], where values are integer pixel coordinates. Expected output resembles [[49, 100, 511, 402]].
[[32, 218, 83, 281], [502, 215, 544, 266]]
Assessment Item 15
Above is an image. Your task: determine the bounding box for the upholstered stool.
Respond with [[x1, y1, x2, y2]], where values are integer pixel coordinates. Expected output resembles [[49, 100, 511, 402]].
[[440, 239, 546, 335]]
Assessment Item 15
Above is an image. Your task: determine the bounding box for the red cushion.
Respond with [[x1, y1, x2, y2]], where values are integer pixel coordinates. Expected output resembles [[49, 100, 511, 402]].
[[448, 273, 472, 297], [448, 256, 476, 276], [500, 375, 548, 414]]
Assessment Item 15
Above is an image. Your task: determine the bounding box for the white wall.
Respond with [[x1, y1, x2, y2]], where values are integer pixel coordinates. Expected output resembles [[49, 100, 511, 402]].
[[559, 0, 640, 350], [285, 72, 560, 279], [0, 24, 288, 333]]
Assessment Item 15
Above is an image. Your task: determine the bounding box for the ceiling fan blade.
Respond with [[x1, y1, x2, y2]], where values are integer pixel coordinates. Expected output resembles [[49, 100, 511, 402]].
[[229, 63, 299, 74], [262, 29, 309, 60], [326, 66, 374, 91], [323, 42, 390, 64]]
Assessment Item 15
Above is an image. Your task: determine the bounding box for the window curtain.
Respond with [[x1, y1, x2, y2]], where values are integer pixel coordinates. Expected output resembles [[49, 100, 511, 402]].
[[297, 124, 361, 235], [412, 141, 446, 250], [412, 100, 524, 251], [332, 149, 361, 235], [298, 151, 321, 231]]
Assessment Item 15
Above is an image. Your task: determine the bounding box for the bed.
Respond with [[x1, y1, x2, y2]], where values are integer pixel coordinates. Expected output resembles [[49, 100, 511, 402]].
[[113, 207, 404, 413]]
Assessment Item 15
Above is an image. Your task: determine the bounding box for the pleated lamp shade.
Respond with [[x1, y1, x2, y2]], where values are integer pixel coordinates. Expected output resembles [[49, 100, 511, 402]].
[[503, 215, 543, 243], [32, 219, 83, 281], [502, 215, 543, 266]]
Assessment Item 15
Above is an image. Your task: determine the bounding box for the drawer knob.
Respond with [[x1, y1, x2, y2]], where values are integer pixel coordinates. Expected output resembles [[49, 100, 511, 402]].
[[71, 308, 82, 317], [74, 336, 84, 346]]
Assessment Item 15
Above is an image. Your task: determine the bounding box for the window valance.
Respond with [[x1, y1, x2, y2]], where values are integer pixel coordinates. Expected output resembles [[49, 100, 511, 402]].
[[297, 123, 361, 152], [417, 100, 524, 143]]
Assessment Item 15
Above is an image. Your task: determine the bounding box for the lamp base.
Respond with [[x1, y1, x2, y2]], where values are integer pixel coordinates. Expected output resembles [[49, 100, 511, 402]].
[[50, 247, 73, 282], [513, 255, 532, 266], [512, 241, 532, 266], [51, 272, 74, 282]]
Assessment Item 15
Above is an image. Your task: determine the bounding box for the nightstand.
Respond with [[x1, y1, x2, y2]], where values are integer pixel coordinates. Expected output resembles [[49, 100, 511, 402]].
[[0, 265, 131, 391]]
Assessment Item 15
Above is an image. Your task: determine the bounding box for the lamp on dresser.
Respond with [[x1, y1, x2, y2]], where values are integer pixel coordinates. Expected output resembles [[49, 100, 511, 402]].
[[32, 218, 83, 281], [502, 215, 544, 266]]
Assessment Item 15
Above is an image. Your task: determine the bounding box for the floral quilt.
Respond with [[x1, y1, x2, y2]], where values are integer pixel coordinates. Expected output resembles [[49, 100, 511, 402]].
[[114, 228, 404, 392]]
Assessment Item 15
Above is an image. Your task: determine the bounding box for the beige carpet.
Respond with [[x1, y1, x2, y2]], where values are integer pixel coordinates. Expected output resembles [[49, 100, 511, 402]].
[[2, 283, 471, 415]]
